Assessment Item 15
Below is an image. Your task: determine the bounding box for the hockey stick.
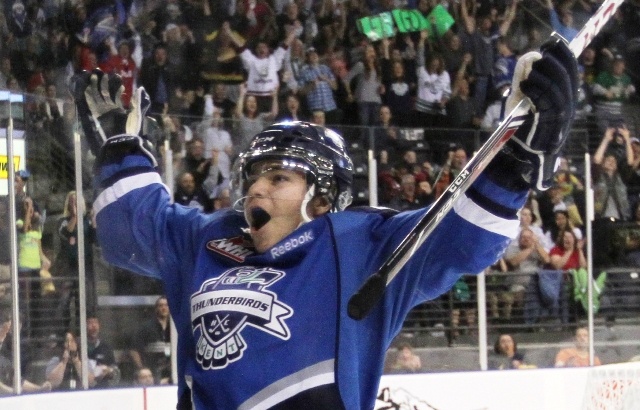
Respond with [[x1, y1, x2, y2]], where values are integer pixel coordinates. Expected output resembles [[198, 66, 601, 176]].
[[347, 0, 625, 320]]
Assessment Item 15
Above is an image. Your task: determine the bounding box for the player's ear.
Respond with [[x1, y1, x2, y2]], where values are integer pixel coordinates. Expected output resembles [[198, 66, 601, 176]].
[[309, 196, 331, 218]]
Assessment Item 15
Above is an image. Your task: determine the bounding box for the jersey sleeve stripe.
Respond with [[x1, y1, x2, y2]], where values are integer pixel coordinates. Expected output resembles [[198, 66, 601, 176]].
[[94, 172, 168, 215], [466, 186, 518, 219], [238, 359, 335, 410], [454, 194, 520, 238], [472, 174, 529, 210]]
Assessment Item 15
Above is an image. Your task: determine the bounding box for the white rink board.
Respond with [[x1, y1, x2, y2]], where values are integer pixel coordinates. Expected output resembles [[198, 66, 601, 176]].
[[2, 363, 639, 409]]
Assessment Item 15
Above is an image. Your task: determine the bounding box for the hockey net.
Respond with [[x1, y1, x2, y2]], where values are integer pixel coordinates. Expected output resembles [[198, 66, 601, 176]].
[[582, 362, 640, 410]]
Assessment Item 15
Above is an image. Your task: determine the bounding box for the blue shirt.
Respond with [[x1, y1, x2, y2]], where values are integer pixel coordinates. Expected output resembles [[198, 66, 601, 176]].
[[298, 64, 338, 111]]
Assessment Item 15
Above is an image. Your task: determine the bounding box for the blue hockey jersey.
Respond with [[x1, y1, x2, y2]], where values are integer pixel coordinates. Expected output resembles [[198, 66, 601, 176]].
[[93, 153, 526, 409]]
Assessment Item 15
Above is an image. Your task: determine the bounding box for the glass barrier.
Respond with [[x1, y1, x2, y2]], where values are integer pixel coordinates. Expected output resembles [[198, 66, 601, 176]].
[[1, 89, 639, 398]]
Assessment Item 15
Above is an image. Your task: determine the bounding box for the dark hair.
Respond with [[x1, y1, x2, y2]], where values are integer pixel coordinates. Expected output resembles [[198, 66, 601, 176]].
[[494, 333, 517, 354]]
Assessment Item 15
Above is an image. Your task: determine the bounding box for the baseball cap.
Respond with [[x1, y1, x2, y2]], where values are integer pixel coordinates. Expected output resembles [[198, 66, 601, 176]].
[[631, 137, 640, 144], [306, 46, 318, 55], [16, 170, 30, 180]]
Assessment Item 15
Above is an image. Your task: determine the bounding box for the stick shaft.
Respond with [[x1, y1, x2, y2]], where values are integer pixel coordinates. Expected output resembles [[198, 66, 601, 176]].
[[347, 0, 625, 320]]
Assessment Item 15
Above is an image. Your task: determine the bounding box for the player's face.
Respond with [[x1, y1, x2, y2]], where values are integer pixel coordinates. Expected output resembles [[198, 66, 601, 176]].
[[244, 162, 310, 252]]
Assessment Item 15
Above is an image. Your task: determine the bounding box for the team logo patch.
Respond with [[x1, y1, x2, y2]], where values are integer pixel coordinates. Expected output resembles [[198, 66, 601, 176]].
[[207, 236, 254, 262], [190, 267, 292, 369]]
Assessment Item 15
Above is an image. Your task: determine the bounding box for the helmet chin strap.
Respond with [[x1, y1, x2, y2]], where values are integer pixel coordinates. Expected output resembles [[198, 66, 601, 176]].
[[300, 185, 316, 224]]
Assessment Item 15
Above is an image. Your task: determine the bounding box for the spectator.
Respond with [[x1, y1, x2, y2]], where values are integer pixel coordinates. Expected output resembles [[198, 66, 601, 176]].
[[174, 172, 211, 213], [459, 0, 517, 110], [593, 123, 634, 171], [591, 56, 635, 134], [414, 31, 450, 128], [206, 83, 236, 122], [275, 1, 306, 43], [139, 43, 176, 115], [486, 258, 512, 321], [14, 170, 39, 222], [593, 153, 631, 221], [548, 230, 587, 271], [231, 24, 296, 113], [280, 38, 305, 96], [446, 77, 482, 130], [233, 83, 279, 153], [545, 208, 583, 246], [440, 34, 474, 84], [99, 40, 137, 108], [518, 206, 551, 250], [202, 150, 231, 203], [553, 157, 585, 227], [46, 331, 97, 390], [180, 138, 210, 189], [538, 184, 573, 232], [129, 296, 172, 384], [344, 43, 385, 127], [86, 316, 119, 388], [433, 147, 468, 198], [388, 173, 433, 211], [503, 228, 551, 322], [52, 191, 97, 332], [544, 0, 579, 42], [555, 326, 602, 367], [134, 367, 155, 387], [162, 24, 198, 90], [0, 311, 52, 394], [17, 197, 49, 335], [201, 110, 233, 180], [488, 333, 527, 370], [374, 105, 406, 166], [298, 47, 341, 125], [387, 342, 422, 373], [380, 38, 415, 127], [239, 0, 275, 42], [275, 92, 307, 122], [492, 37, 517, 99]]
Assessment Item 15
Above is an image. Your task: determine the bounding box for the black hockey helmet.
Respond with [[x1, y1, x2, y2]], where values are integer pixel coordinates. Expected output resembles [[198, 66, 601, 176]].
[[232, 121, 353, 212]]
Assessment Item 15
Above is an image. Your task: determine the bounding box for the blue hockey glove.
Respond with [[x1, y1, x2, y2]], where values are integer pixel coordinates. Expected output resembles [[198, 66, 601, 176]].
[[487, 35, 578, 191], [74, 69, 158, 173]]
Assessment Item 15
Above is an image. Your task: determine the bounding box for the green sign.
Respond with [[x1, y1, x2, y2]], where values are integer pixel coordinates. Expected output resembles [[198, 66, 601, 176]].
[[357, 6, 454, 41]]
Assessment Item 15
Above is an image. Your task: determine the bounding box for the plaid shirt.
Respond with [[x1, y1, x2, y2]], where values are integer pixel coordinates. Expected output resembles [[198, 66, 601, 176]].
[[298, 64, 337, 111]]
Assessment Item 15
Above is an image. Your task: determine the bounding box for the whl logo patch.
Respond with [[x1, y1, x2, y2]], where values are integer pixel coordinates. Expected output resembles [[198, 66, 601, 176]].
[[207, 236, 254, 262], [190, 267, 292, 369]]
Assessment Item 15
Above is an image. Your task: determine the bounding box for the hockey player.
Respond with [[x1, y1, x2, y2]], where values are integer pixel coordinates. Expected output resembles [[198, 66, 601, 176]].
[[75, 38, 577, 409]]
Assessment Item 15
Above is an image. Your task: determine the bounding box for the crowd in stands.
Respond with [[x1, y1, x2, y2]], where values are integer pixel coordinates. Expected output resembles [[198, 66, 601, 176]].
[[2, 0, 640, 390]]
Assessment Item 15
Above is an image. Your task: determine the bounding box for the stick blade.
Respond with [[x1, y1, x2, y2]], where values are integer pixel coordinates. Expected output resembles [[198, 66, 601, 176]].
[[347, 273, 387, 320]]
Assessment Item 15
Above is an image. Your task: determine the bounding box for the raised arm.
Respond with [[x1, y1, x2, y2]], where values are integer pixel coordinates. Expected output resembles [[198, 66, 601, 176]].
[[235, 82, 247, 118], [593, 128, 614, 165], [499, 0, 519, 36]]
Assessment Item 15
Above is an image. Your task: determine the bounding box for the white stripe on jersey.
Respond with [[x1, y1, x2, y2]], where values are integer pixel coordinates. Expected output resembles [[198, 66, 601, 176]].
[[454, 194, 520, 239], [239, 359, 335, 410], [94, 172, 168, 215]]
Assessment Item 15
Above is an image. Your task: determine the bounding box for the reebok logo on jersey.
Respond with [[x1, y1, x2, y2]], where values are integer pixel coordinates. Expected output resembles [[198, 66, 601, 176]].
[[207, 236, 254, 262], [270, 231, 314, 259], [190, 267, 292, 370]]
